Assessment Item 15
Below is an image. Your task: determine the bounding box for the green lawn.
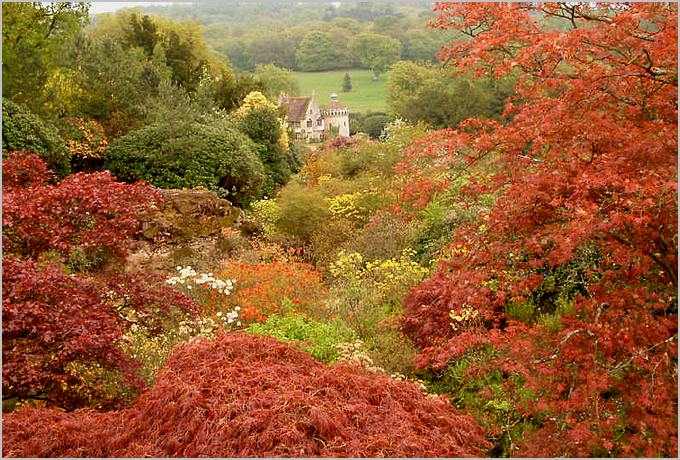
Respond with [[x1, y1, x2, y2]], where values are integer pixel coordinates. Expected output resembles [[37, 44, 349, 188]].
[[293, 69, 390, 114]]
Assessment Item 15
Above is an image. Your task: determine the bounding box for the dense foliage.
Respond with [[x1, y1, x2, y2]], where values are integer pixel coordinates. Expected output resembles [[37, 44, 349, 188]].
[[234, 91, 300, 196], [220, 261, 327, 322], [350, 111, 392, 138], [171, 0, 456, 72], [1, 2, 89, 109], [2, 259, 196, 411], [3, 152, 158, 267], [1, 99, 71, 177], [350, 32, 402, 79], [387, 60, 515, 128], [104, 122, 265, 207], [246, 313, 357, 363], [2, 334, 490, 457], [2, 2, 677, 457], [2, 152, 200, 410], [2, 257, 141, 410], [296, 31, 351, 71], [1, 150, 56, 191], [400, 2, 678, 456]]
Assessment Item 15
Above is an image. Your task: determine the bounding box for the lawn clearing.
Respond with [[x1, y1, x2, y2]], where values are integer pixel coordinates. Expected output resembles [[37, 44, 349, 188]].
[[293, 69, 390, 114]]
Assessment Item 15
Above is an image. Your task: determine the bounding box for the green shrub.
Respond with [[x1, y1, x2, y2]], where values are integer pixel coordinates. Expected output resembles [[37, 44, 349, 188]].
[[310, 217, 358, 269], [2, 99, 71, 177], [236, 106, 298, 196], [421, 346, 539, 457], [350, 112, 392, 139], [345, 211, 419, 262], [246, 310, 357, 363], [506, 299, 536, 324], [104, 122, 265, 207], [326, 249, 427, 375], [275, 180, 330, 244]]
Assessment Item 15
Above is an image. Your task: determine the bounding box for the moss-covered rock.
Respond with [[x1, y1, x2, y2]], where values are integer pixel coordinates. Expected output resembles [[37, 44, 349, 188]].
[[140, 188, 241, 244]]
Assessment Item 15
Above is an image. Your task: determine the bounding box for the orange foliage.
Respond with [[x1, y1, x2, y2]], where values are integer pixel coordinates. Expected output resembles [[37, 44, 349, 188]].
[[63, 118, 108, 159], [219, 261, 327, 322]]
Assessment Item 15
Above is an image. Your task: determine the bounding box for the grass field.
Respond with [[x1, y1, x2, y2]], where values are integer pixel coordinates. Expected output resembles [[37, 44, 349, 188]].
[[293, 69, 390, 114]]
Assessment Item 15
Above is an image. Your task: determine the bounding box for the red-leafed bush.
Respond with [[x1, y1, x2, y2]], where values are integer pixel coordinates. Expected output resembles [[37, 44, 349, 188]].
[[2, 151, 56, 191], [2, 257, 142, 410], [2, 258, 200, 411], [2, 152, 159, 268], [102, 272, 200, 334], [2, 333, 490, 458], [2, 153, 200, 410]]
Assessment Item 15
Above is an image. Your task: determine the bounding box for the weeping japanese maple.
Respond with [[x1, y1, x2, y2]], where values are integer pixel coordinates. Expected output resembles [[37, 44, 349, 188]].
[[402, 2, 677, 457], [3, 334, 490, 458]]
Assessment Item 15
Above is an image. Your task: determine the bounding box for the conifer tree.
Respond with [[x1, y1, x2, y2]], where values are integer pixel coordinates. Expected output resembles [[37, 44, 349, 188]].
[[342, 72, 352, 92]]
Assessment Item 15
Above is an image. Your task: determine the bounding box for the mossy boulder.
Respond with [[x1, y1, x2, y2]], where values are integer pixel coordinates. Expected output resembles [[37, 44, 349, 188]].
[[140, 188, 241, 244]]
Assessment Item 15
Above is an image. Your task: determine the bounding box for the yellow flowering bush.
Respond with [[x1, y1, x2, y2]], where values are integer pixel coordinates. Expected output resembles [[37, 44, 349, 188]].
[[330, 248, 429, 298], [62, 361, 133, 409], [251, 198, 282, 240], [365, 248, 429, 293], [237, 91, 278, 115], [327, 192, 366, 220], [329, 251, 364, 280]]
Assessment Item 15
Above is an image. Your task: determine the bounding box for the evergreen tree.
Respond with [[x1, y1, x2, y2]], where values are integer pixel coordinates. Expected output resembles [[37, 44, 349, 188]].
[[342, 72, 352, 92]]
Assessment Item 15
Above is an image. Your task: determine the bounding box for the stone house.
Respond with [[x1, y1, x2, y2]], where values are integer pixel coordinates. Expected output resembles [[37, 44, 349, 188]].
[[279, 91, 350, 142]]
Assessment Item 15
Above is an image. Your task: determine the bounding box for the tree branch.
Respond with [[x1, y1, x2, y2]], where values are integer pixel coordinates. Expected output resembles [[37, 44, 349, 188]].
[[607, 334, 677, 375], [532, 329, 597, 364]]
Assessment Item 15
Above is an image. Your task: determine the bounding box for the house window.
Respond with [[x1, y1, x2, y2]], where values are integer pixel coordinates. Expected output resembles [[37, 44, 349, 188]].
[[317, 118, 323, 126], [307, 119, 313, 127]]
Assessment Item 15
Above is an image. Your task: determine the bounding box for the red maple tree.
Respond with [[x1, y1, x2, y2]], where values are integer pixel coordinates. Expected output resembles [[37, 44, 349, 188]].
[[402, 2, 677, 456], [3, 334, 490, 457], [3, 152, 160, 266], [2, 152, 199, 410]]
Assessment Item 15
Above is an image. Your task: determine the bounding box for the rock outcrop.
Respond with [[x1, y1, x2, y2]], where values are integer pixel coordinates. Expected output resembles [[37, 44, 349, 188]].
[[140, 188, 241, 244]]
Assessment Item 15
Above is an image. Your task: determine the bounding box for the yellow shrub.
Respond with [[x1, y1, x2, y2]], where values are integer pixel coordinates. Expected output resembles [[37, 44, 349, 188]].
[[327, 192, 366, 220]]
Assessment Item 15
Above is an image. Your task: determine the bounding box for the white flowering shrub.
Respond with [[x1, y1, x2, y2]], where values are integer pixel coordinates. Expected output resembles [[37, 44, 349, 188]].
[[166, 266, 235, 295], [119, 267, 246, 384]]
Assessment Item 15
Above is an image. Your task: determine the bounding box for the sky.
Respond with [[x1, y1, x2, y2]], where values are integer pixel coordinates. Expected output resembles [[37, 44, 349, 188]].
[[89, 2, 192, 15]]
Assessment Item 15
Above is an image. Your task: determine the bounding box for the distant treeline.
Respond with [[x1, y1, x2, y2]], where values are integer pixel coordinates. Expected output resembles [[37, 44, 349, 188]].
[[140, 0, 461, 71]]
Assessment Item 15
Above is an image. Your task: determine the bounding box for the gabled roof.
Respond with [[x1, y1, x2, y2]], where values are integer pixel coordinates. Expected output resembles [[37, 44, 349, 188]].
[[282, 97, 311, 122]]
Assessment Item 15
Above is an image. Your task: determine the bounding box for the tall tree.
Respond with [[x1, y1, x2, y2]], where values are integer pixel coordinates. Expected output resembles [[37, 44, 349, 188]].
[[69, 36, 161, 137], [254, 64, 300, 100], [2, 2, 89, 110], [342, 72, 353, 92], [402, 2, 677, 456], [350, 33, 401, 80], [387, 60, 514, 128], [296, 31, 349, 71]]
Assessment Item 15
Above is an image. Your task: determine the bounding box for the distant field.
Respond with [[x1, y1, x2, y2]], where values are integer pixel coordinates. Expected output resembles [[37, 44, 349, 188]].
[[293, 69, 390, 114]]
